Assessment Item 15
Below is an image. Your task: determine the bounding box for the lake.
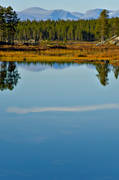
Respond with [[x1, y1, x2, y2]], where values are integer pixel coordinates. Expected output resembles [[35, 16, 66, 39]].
[[0, 61, 119, 180]]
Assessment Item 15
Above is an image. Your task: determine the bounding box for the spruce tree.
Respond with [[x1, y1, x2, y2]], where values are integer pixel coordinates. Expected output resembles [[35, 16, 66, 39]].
[[99, 9, 109, 41]]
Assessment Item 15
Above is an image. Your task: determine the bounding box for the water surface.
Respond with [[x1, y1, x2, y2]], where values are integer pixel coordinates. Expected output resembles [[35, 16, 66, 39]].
[[0, 61, 119, 180]]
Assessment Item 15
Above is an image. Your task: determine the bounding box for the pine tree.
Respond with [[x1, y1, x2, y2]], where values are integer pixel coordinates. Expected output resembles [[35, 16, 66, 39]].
[[99, 9, 109, 41], [5, 6, 19, 44]]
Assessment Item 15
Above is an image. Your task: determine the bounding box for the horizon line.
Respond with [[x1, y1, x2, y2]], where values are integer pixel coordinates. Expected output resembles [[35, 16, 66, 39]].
[[1, 5, 118, 13]]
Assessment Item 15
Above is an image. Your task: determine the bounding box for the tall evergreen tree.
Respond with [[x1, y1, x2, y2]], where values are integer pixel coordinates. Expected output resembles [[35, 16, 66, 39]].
[[0, 6, 5, 42], [99, 9, 109, 41], [5, 6, 19, 44]]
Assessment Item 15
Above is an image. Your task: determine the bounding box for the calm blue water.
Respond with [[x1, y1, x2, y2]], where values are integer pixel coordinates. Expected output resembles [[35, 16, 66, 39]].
[[0, 61, 119, 180]]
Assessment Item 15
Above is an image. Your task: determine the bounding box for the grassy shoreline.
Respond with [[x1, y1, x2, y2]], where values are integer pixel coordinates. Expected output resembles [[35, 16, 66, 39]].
[[1, 42, 119, 66]]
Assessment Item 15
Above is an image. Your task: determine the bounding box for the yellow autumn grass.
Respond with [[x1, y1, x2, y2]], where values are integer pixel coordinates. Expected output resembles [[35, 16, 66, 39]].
[[0, 43, 119, 65]]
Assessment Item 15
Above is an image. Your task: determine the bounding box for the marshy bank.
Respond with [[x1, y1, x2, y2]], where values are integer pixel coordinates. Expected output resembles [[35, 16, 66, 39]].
[[0, 42, 119, 66]]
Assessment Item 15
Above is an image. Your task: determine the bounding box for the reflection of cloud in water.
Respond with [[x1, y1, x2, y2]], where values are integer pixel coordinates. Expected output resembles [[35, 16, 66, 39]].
[[19, 63, 75, 72], [19, 63, 50, 72], [7, 104, 119, 114]]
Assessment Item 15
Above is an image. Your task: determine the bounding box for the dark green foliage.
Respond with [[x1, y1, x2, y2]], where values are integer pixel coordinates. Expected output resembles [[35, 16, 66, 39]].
[[0, 6, 119, 43], [15, 19, 99, 42], [98, 9, 109, 41], [15, 17, 119, 43], [0, 6, 19, 44]]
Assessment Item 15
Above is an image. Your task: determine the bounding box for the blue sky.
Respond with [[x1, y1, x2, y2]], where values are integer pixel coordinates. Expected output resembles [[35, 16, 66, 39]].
[[0, 0, 119, 12]]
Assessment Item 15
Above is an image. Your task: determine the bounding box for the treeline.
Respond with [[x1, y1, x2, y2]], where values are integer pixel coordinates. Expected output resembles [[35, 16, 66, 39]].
[[15, 18, 119, 43], [15, 20, 98, 42], [0, 6, 119, 43], [0, 6, 19, 44]]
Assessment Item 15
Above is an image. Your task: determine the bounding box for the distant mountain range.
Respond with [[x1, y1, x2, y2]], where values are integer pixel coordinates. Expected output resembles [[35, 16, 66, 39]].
[[17, 7, 119, 21]]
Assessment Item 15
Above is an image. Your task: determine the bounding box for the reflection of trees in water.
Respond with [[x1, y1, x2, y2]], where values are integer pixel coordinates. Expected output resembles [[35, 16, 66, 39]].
[[113, 66, 119, 79], [18, 61, 119, 86], [0, 61, 119, 90], [20, 61, 112, 86], [96, 63, 110, 86], [85, 61, 119, 86], [0, 62, 20, 91]]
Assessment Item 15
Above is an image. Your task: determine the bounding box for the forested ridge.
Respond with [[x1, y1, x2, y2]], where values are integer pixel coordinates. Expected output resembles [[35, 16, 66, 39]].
[[0, 6, 119, 44]]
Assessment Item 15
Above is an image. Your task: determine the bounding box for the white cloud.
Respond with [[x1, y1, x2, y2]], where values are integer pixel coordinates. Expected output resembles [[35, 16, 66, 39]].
[[7, 104, 119, 114]]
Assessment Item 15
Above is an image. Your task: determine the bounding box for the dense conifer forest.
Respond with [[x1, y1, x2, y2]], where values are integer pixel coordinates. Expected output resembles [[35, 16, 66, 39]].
[[0, 6, 119, 44], [15, 18, 119, 43]]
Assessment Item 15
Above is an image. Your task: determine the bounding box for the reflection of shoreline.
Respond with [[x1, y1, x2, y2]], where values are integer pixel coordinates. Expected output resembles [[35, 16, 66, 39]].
[[18, 61, 119, 86], [0, 61, 119, 91]]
